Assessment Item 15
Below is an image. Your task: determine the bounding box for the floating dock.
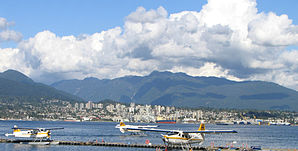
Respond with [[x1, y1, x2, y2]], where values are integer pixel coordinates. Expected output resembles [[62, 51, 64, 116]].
[[0, 138, 257, 150]]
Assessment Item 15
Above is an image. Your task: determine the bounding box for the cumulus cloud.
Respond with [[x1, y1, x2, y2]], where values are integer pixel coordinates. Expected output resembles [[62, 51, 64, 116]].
[[1, 0, 298, 90], [0, 17, 22, 42], [0, 30, 22, 42], [0, 17, 13, 30], [248, 12, 298, 46], [171, 62, 241, 82], [0, 48, 30, 73]]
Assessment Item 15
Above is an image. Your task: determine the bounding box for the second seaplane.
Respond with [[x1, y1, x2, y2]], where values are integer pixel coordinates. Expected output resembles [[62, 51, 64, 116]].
[[119, 122, 237, 146], [5, 125, 64, 143]]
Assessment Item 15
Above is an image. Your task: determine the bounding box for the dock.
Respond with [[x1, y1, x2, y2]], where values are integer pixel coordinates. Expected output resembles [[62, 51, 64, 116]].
[[0, 138, 256, 150]]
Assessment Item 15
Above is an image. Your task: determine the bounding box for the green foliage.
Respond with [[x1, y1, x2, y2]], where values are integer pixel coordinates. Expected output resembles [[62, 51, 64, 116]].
[[0, 70, 83, 103], [52, 71, 298, 111]]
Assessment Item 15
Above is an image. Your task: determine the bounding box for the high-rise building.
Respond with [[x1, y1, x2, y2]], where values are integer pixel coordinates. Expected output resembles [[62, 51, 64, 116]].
[[98, 103, 103, 108], [196, 110, 203, 120], [86, 101, 92, 109], [80, 103, 84, 110], [74, 103, 79, 109]]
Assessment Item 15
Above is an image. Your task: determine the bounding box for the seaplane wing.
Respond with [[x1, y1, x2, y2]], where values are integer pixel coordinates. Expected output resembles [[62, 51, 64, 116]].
[[44, 127, 64, 130], [11, 127, 64, 130], [124, 128, 236, 134], [116, 122, 158, 133], [184, 129, 237, 133], [125, 121, 237, 134]]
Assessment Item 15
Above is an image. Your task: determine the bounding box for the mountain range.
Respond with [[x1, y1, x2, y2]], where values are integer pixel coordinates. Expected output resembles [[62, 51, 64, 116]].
[[0, 70, 82, 103], [0, 69, 297, 111], [51, 71, 298, 111]]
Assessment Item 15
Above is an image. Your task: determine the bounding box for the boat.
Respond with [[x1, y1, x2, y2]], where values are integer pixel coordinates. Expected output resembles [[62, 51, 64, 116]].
[[156, 119, 176, 124], [216, 120, 234, 125], [268, 122, 290, 126], [155, 116, 176, 124], [216, 122, 230, 125], [233, 121, 251, 125], [182, 118, 197, 123], [20, 141, 50, 145]]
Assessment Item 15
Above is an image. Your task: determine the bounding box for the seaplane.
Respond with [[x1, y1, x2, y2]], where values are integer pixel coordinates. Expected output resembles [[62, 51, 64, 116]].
[[115, 122, 158, 134], [5, 125, 64, 142], [122, 122, 237, 147]]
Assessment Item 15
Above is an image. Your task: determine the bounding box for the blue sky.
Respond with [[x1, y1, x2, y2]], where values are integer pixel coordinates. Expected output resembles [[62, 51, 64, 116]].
[[1, 0, 297, 39], [1, 0, 298, 91], [1, 0, 206, 39]]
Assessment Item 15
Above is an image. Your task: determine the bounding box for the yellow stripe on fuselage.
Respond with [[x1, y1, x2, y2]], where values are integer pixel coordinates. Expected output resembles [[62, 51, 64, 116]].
[[164, 136, 188, 140], [163, 135, 202, 141]]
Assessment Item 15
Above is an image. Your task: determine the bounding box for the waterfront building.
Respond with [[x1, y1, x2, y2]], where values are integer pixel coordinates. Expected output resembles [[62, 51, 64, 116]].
[[74, 103, 79, 110], [86, 101, 92, 109], [79, 103, 84, 110]]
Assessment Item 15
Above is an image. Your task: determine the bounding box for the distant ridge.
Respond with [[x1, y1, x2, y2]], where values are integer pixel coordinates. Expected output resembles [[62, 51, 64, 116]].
[[0, 69, 82, 103], [52, 71, 298, 111]]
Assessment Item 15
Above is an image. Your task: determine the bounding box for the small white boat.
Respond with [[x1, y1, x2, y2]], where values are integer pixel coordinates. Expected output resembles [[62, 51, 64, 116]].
[[20, 141, 50, 145]]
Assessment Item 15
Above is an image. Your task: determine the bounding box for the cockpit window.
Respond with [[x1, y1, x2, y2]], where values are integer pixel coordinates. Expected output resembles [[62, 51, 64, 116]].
[[185, 133, 190, 138]]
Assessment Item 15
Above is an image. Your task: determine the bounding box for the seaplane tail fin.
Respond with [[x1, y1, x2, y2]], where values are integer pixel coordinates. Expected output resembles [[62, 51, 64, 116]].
[[198, 123, 205, 131], [12, 125, 20, 132], [13, 129, 20, 132], [120, 122, 126, 127]]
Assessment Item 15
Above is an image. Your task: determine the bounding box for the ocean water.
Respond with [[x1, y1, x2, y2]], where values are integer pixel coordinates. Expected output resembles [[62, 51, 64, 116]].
[[0, 120, 297, 150]]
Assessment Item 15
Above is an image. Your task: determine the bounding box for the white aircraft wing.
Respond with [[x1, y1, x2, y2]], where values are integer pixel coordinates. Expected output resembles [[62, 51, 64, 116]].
[[124, 128, 237, 134], [184, 130, 237, 133], [12, 127, 36, 130], [44, 127, 64, 130], [137, 125, 158, 128], [12, 127, 64, 130]]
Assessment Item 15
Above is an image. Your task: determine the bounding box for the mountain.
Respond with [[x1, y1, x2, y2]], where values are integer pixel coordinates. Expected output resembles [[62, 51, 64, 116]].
[[52, 71, 298, 111], [0, 69, 34, 84], [0, 70, 82, 103]]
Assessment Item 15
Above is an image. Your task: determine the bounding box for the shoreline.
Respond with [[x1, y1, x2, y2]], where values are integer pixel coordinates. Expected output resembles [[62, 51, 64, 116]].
[[1, 119, 298, 126]]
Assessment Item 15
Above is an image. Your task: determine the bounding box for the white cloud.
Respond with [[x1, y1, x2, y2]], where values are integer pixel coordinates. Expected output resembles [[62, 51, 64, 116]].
[[0, 48, 30, 73], [248, 12, 298, 46], [125, 7, 168, 24], [1, 0, 298, 91], [0, 17, 22, 42], [0, 30, 22, 42], [171, 62, 241, 81], [0, 17, 12, 30]]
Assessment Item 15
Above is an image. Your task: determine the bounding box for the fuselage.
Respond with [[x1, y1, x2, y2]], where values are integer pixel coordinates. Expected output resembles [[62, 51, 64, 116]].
[[162, 132, 204, 145]]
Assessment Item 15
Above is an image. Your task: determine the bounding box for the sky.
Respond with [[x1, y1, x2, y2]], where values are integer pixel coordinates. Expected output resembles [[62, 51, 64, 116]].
[[0, 0, 298, 90]]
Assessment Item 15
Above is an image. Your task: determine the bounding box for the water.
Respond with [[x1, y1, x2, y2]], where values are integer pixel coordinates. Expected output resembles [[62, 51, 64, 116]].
[[0, 120, 297, 150]]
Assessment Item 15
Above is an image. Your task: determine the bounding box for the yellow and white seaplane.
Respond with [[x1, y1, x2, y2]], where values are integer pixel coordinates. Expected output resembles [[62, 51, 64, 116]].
[[115, 122, 158, 134], [122, 122, 237, 147], [5, 125, 64, 141]]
